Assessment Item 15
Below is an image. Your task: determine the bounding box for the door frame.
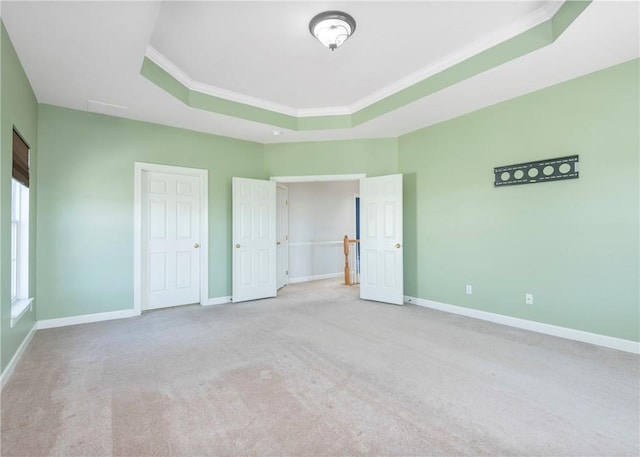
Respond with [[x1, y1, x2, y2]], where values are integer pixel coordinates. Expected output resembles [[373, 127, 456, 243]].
[[270, 173, 366, 293], [133, 162, 209, 315], [276, 183, 289, 289], [270, 174, 366, 184]]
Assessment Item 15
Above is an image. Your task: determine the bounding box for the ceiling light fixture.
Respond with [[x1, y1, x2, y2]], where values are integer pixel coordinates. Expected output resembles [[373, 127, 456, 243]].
[[309, 11, 356, 51]]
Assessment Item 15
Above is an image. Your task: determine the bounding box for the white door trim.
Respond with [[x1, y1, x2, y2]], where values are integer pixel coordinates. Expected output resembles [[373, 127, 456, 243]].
[[270, 173, 366, 295], [276, 183, 289, 290], [270, 173, 366, 183], [353, 192, 360, 241], [134, 162, 208, 315]]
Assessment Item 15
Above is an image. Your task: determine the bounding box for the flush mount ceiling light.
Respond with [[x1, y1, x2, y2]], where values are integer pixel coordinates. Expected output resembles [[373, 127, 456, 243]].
[[309, 11, 356, 51]]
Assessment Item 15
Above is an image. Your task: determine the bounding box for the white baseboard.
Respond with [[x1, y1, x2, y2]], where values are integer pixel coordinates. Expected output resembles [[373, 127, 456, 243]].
[[290, 272, 342, 284], [1, 322, 37, 390], [405, 296, 640, 354], [205, 296, 232, 306], [37, 309, 137, 330]]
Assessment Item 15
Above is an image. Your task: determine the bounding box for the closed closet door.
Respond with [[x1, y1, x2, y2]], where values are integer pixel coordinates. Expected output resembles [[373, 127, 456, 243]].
[[142, 171, 201, 310]]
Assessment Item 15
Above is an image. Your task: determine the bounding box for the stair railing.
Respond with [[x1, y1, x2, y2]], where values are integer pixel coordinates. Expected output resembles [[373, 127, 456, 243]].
[[343, 235, 360, 286]]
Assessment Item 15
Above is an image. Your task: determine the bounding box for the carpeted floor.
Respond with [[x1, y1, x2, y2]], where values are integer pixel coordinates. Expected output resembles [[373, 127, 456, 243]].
[[1, 279, 639, 456]]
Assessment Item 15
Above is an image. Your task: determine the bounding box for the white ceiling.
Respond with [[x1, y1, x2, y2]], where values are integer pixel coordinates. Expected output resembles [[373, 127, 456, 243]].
[[150, 1, 547, 110], [1, 1, 638, 144]]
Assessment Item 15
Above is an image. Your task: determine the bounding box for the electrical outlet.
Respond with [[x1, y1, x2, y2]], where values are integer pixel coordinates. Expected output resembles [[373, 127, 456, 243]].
[[466, 285, 473, 295], [525, 293, 533, 305]]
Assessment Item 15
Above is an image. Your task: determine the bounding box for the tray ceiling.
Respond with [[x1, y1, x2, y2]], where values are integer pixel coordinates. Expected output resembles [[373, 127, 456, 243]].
[[1, 1, 638, 143]]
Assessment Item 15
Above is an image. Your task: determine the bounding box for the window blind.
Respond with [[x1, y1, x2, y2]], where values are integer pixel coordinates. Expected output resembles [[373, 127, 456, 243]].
[[12, 129, 29, 187]]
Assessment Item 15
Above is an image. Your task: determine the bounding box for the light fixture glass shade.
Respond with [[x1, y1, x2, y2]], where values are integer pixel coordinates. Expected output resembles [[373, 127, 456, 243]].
[[309, 11, 356, 51]]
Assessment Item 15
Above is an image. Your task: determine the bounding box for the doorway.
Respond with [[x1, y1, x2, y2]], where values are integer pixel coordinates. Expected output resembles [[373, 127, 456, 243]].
[[286, 180, 359, 285], [232, 173, 403, 305]]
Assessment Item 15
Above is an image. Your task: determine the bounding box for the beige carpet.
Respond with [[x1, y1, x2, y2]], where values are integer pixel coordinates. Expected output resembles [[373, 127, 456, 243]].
[[1, 279, 638, 456]]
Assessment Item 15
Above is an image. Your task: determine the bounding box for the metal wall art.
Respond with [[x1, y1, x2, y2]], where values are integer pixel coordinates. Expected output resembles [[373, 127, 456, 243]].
[[494, 155, 579, 187]]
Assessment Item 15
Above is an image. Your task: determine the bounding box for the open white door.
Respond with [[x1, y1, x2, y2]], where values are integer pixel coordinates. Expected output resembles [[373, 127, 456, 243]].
[[359, 174, 404, 305], [232, 177, 277, 303], [276, 183, 289, 289]]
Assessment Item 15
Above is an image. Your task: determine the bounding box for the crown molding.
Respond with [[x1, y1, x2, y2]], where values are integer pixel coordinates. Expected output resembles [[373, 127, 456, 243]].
[[145, 1, 563, 120], [145, 45, 301, 117], [349, 1, 561, 113], [297, 106, 352, 117], [145, 45, 192, 87], [143, 1, 591, 132]]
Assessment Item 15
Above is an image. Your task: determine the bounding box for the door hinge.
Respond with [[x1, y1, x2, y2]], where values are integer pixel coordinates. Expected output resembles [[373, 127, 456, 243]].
[[286, 235, 288, 240], [286, 199, 288, 205], [286, 270, 288, 275]]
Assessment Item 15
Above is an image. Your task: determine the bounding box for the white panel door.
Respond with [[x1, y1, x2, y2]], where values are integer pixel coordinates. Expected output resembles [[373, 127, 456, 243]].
[[276, 184, 289, 289], [232, 177, 277, 302], [359, 174, 403, 305], [142, 171, 200, 310]]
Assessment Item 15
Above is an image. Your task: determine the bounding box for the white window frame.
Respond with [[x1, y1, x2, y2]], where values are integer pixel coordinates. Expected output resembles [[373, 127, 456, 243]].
[[10, 178, 33, 327]]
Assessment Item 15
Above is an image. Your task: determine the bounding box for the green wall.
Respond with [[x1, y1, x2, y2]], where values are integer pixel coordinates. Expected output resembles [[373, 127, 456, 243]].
[[264, 138, 398, 178], [1, 23, 39, 373], [36, 105, 264, 320], [36, 59, 639, 341], [35, 119, 399, 324], [2, 26, 637, 380], [399, 58, 639, 341]]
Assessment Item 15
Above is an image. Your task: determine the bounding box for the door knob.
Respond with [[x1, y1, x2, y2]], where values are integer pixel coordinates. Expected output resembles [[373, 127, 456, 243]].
[[194, 243, 200, 249], [395, 243, 401, 248], [235, 244, 241, 248]]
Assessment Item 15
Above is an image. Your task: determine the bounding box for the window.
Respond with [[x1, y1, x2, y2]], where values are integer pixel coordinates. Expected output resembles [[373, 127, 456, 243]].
[[11, 129, 32, 327]]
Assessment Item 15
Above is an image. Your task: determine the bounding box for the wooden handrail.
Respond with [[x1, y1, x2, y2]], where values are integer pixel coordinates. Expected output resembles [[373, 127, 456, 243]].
[[343, 235, 360, 286]]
